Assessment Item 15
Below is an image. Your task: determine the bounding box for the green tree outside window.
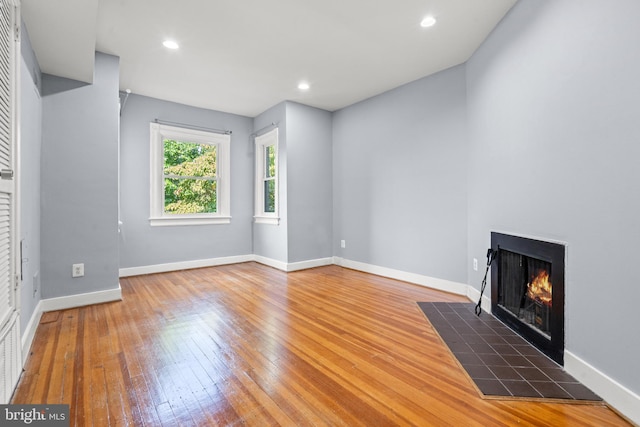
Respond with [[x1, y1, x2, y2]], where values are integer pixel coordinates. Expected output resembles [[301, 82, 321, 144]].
[[264, 144, 276, 213], [163, 139, 217, 214]]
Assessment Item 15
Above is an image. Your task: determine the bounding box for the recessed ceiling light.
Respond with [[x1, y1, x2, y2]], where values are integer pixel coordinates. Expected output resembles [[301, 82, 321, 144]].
[[163, 40, 179, 49], [420, 16, 437, 28], [298, 82, 310, 90]]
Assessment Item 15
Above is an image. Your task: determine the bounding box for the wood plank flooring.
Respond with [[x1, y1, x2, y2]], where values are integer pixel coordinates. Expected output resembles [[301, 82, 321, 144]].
[[11, 263, 630, 426]]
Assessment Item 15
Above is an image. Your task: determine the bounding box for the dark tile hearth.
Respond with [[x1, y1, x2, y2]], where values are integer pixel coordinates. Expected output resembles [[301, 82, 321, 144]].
[[418, 302, 601, 401]]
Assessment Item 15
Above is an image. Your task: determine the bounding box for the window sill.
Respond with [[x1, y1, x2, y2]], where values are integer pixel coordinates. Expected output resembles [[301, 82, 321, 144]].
[[254, 216, 280, 225], [149, 216, 231, 227]]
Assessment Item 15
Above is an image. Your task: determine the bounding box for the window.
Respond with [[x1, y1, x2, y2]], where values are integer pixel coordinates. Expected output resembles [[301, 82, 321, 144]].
[[254, 128, 279, 224], [150, 123, 230, 226]]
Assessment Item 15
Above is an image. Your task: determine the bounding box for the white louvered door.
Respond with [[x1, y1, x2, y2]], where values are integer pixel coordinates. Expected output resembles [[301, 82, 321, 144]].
[[0, 0, 21, 404]]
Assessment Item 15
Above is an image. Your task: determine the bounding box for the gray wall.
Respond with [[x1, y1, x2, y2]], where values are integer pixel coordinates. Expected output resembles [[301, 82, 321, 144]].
[[466, 0, 640, 396], [251, 101, 332, 264], [119, 95, 254, 268], [252, 102, 288, 263], [332, 66, 468, 282], [40, 52, 120, 298], [20, 21, 40, 94], [19, 27, 42, 332], [286, 102, 333, 263]]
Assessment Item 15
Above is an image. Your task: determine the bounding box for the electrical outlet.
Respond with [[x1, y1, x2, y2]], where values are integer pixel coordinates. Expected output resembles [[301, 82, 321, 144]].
[[473, 258, 478, 271], [340, 240, 346, 249], [72, 263, 84, 278]]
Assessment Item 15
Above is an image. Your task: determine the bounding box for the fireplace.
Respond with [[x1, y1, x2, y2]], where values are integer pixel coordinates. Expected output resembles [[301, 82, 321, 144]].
[[491, 232, 565, 365]]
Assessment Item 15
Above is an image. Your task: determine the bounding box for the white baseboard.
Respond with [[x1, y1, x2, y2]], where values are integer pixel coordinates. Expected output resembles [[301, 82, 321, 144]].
[[252, 255, 332, 272], [40, 285, 122, 313], [120, 255, 468, 298], [20, 285, 122, 363], [252, 255, 288, 271], [466, 285, 492, 313], [333, 257, 468, 296], [24, 255, 640, 425], [119, 255, 254, 277], [120, 255, 335, 277], [285, 257, 334, 272], [565, 351, 640, 425], [21, 300, 44, 364]]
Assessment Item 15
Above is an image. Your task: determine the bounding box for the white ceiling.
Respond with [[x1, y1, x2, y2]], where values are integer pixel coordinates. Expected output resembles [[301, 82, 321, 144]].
[[21, 0, 516, 117]]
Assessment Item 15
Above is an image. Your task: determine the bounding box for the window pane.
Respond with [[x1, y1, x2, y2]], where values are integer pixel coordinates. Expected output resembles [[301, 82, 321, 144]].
[[265, 144, 276, 178], [164, 139, 217, 177], [264, 179, 276, 213], [164, 177, 217, 214]]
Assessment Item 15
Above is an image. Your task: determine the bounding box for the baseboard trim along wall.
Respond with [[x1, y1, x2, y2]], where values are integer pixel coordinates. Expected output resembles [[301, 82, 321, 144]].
[[21, 300, 43, 364], [21, 285, 122, 363], [251, 255, 288, 272], [119, 255, 255, 277], [564, 351, 640, 425], [119, 255, 334, 277], [285, 257, 334, 272], [24, 256, 638, 424], [119, 255, 468, 296], [466, 285, 492, 314], [333, 257, 469, 296]]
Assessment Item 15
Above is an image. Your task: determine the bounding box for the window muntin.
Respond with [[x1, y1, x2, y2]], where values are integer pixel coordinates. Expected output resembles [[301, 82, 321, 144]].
[[150, 123, 230, 226], [254, 129, 279, 224]]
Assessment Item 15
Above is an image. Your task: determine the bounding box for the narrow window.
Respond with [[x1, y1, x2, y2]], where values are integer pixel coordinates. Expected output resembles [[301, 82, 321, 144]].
[[254, 129, 279, 224], [150, 123, 230, 226]]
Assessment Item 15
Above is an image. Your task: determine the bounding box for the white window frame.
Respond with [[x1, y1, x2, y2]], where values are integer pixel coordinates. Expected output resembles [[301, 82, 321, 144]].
[[150, 122, 231, 226], [254, 128, 279, 225]]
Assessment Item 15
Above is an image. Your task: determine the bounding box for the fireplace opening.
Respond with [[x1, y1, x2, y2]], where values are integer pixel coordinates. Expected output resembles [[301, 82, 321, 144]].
[[491, 233, 565, 365], [499, 250, 552, 337]]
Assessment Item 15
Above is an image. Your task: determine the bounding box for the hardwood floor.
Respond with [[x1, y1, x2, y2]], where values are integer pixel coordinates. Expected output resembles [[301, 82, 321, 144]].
[[12, 263, 630, 426]]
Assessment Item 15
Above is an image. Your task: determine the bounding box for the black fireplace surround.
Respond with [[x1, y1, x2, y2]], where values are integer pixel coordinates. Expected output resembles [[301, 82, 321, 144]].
[[491, 232, 565, 365]]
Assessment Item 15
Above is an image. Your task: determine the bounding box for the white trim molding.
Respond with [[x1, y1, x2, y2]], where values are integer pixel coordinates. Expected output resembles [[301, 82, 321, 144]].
[[286, 257, 334, 272], [565, 351, 640, 425], [333, 257, 468, 296], [120, 255, 470, 297], [149, 216, 231, 227], [149, 122, 231, 226], [252, 255, 288, 272], [27, 253, 638, 425], [21, 285, 122, 363], [254, 216, 280, 225], [252, 256, 333, 273], [120, 254, 471, 298], [119, 255, 254, 277], [120, 255, 334, 277], [21, 300, 42, 364], [254, 128, 279, 223], [40, 286, 122, 313], [466, 285, 492, 314]]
